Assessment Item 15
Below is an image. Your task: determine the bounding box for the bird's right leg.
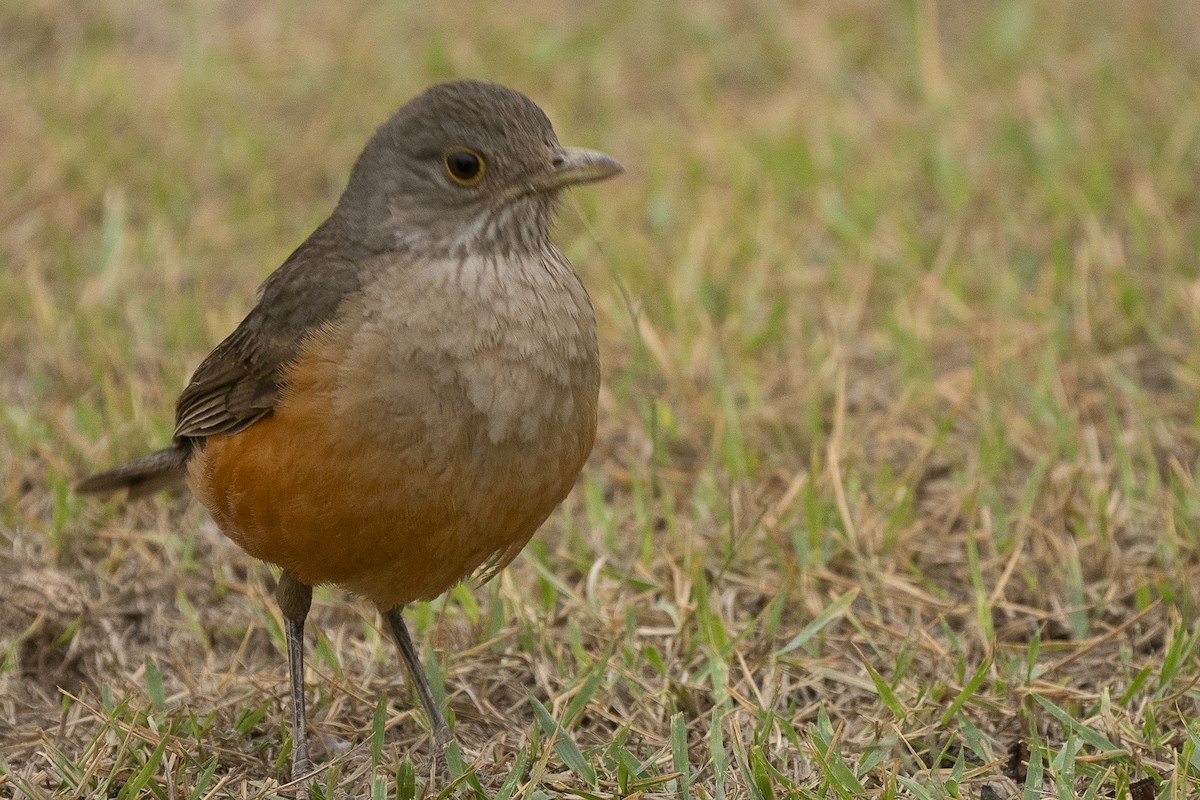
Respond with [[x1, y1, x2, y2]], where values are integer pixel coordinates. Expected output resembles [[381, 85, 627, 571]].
[[277, 571, 314, 779], [383, 607, 454, 764]]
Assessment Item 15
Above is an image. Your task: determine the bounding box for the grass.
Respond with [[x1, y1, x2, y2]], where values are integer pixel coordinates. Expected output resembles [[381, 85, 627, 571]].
[[3, 0, 1200, 797]]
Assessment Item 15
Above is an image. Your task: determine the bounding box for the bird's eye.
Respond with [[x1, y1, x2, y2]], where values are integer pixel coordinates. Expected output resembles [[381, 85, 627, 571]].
[[443, 148, 485, 185]]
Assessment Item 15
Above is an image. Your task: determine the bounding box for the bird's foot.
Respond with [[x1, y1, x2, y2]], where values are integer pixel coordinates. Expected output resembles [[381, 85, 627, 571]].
[[289, 755, 316, 799]]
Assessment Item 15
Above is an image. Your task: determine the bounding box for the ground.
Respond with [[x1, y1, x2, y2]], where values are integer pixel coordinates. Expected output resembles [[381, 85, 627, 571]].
[[2, 1, 1200, 798]]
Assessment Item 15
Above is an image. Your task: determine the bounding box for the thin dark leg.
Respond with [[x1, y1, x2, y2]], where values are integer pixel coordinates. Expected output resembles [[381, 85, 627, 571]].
[[277, 571, 314, 779], [383, 606, 453, 760]]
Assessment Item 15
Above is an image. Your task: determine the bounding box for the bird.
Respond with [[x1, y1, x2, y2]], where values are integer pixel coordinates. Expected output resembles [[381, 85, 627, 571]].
[[76, 79, 623, 781]]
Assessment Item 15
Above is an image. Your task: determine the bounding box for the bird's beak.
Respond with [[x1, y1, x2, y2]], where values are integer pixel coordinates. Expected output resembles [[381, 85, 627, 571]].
[[532, 147, 624, 192]]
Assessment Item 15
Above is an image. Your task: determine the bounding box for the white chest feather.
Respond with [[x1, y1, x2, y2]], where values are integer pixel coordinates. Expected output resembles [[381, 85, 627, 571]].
[[329, 248, 600, 476]]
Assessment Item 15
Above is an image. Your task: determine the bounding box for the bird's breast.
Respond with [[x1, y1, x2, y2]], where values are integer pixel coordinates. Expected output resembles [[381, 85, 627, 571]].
[[330, 248, 600, 471], [188, 247, 600, 606]]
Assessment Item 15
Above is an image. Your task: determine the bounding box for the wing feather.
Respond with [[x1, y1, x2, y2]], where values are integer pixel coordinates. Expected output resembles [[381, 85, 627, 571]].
[[172, 217, 368, 442]]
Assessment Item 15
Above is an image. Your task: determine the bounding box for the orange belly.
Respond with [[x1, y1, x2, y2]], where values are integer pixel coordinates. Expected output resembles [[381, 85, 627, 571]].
[[186, 330, 596, 609]]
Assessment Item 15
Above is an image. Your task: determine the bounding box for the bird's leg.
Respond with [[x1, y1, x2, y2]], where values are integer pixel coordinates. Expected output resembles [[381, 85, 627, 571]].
[[277, 571, 315, 780], [383, 606, 454, 766]]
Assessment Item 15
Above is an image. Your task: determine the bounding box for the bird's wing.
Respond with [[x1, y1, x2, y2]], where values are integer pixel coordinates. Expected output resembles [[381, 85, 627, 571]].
[[174, 218, 366, 440]]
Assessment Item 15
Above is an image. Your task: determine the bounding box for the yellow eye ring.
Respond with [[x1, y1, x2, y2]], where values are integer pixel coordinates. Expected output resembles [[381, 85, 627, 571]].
[[443, 148, 485, 185]]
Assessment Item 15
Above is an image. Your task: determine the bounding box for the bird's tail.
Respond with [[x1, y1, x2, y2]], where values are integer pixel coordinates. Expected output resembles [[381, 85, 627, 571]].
[[76, 446, 191, 500]]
